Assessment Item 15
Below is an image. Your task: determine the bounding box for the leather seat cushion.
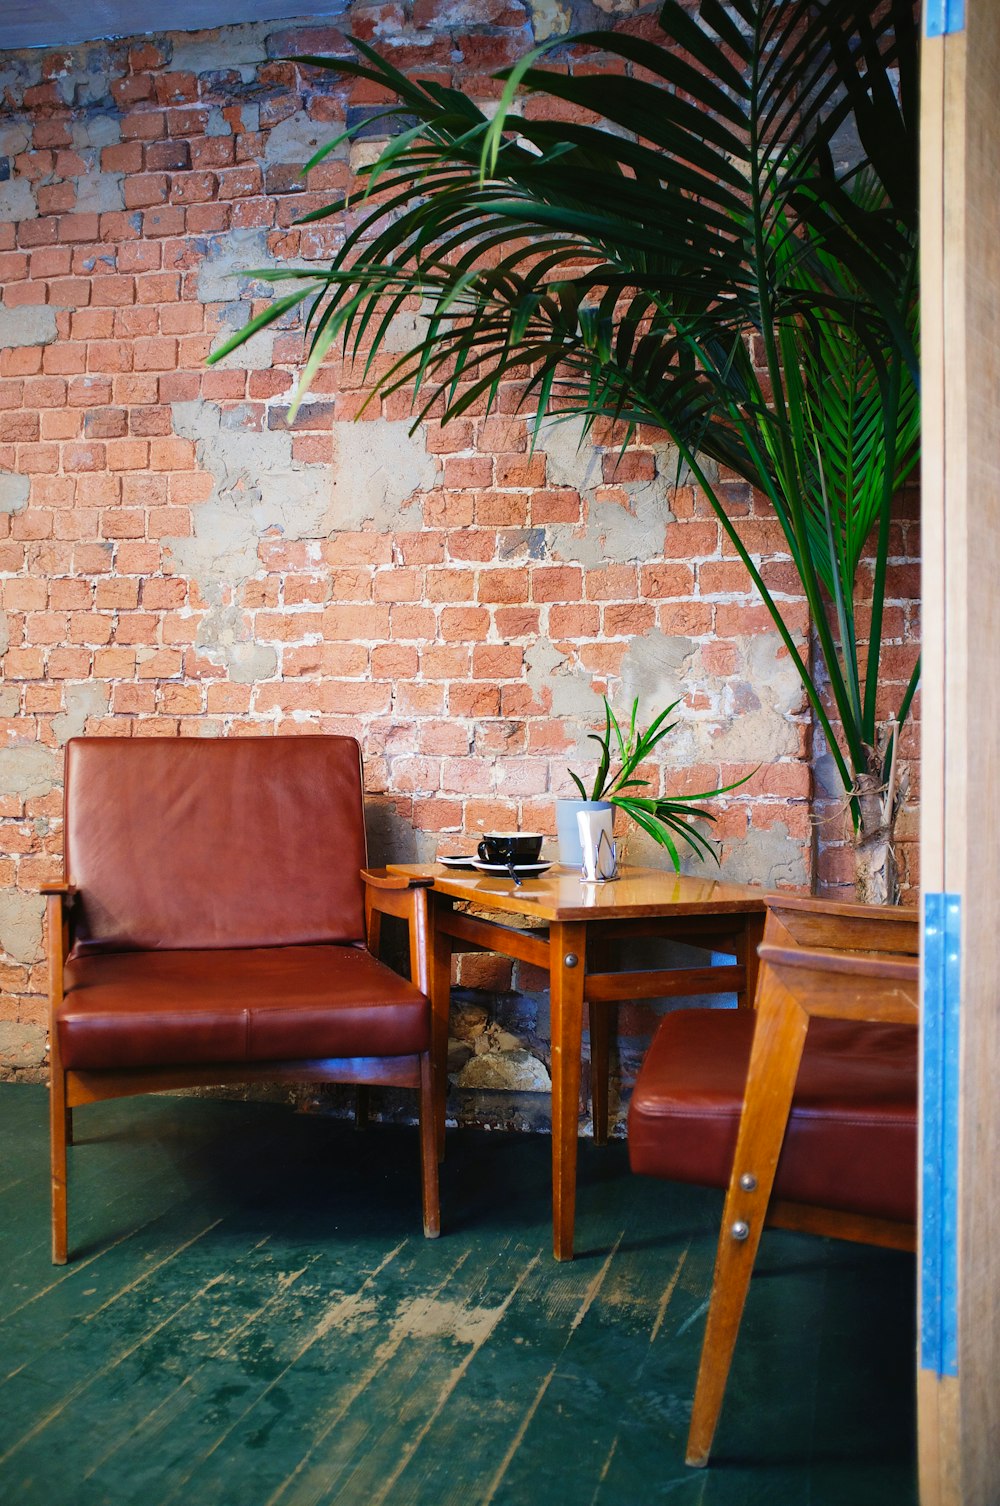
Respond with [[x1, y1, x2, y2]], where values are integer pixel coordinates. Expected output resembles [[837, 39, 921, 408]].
[[58, 945, 429, 1069], [628, 1008, 916, 1224]]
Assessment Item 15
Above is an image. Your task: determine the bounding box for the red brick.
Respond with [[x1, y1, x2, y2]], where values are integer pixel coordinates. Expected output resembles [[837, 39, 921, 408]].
[[653, 602, 713, 638], [450, 684, 501, 718], [443, 455, 493, 489], [477, 568, 528, 604], [390, 605, 436, 640], [440, 606, 490, 642], [100, 508, 145, 539], [18, 218, 60, 248], [149, 436, 194, 468], [532, 566, 583, 603], [120, 109, 167, 141], [39, 410, 78, 441], [422, 645, 470, 679], [41, 344, 86, 374], [494, 453, 547, 488], [62, 441, 106, 472], [472, 643, 523, 679], [426, 569, 474, 602], [494, 607, 540, 638], [549, 604, 599, 637], [107, 439, 153, 471], [4, 282, 47, 308], [322, 604, 391, 640]]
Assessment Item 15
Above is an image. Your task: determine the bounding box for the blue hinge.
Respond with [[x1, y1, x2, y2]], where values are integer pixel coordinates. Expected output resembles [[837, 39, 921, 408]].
[[926, 0, 965, 37], [920, 892, 960, 1377]]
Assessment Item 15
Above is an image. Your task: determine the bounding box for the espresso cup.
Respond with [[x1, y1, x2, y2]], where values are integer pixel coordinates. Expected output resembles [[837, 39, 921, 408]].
[[477, 832, 544, 865]]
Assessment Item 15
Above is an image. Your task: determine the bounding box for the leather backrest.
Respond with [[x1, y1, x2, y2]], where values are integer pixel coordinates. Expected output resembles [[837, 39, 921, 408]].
[[64, 736, 369, 952]]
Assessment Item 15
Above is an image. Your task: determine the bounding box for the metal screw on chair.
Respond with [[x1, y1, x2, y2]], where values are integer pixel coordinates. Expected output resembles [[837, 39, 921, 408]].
[[564, 953, 579, 968], [730, 1220, 750, 1241], [738, 1172, 757, 1192]]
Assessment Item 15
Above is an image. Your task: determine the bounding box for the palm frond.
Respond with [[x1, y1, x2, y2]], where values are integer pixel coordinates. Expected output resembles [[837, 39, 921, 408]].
[[211, 0, 920, 818]]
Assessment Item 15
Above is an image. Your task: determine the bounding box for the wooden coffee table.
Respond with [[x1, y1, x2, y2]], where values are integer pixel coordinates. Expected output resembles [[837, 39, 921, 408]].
[[388, 863, 767, 1260]]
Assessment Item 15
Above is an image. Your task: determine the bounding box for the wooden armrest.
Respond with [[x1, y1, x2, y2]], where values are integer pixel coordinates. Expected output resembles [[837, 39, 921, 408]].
[[361, 867, 435, 890], [758, 940, 918, 1025], [758, 941, 918, 984], [41, 882, 79, 900], [762, 894, 918, 956]]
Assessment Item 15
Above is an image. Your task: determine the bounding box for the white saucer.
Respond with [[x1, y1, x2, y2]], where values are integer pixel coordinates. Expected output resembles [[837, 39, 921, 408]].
[[471, 860, 553, 877], [437, 854, 480, 869]]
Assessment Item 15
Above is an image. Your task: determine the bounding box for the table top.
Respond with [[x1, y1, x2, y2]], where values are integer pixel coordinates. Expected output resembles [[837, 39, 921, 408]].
[[387, 863, 767, 923]]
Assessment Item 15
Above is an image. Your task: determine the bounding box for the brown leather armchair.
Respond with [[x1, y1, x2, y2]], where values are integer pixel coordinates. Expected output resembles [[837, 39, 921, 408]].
[[629, 894, 918, 1466], [44, 735, 440, 1264]]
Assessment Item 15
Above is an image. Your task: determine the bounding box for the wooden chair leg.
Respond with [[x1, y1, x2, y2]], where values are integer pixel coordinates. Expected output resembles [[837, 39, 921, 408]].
[[685, 973, 809, 1466], [51, 1068, 69, 1265], [588, 999, 615, 1145], [418, 1052, 441, 1238]]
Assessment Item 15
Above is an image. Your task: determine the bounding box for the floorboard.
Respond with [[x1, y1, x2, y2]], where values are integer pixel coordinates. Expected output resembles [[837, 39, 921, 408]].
[[0, 1086, 917, 1506]]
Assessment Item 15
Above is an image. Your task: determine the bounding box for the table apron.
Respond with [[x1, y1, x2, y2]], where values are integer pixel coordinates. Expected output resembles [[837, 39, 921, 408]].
[[584, 964, 745, 1003], [436, 908, 749, 1003], [437, 907, 551, 969]]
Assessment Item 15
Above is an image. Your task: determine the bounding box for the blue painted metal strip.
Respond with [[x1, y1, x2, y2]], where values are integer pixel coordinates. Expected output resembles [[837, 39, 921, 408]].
[[925, 0, 965, 37], [921, 892, 960, 1376]]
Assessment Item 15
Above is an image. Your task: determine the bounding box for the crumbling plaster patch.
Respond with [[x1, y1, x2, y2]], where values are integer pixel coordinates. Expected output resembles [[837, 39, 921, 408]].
[[522, 639, 604, 757], [0, 306, 57, 348], [69, 113, 120, 152], [167, 401, 439, 622], [529, 0, 574, 39], [539, 415, 694, 566], [74, 170, 125, 216], [0, 891, 43, 966], [264, 112, 343, 165], [197, 228, 279, 305], [619, 628, 805, 763], [196, 605, 278, 685], [716, 820, 808, 889], [51, 682, 111, 745], [0, 1022, 46, 1077], [363, 797, 437, 867], [0, 473, 29, 515], [0, 122, 31, 157], [330, 418, 439, 530], [0, 745, 58, 801], [168, 23, 280, 76], [0, 178, 37, 223]]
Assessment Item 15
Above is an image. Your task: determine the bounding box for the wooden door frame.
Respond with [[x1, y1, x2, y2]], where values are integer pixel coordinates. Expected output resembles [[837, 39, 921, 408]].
[[919, 2, 1000, 1500]]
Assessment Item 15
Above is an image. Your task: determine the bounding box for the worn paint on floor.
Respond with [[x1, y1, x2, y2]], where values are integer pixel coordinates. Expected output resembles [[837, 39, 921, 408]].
[[0, 1087, 916, 1506]]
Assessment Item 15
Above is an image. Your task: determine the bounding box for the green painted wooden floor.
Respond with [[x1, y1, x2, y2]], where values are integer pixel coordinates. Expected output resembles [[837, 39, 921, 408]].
[[0, 1085, 916, 1506]]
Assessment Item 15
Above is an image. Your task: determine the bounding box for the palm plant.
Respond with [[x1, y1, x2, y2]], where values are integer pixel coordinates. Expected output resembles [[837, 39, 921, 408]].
[[211, 0, 920, 902]]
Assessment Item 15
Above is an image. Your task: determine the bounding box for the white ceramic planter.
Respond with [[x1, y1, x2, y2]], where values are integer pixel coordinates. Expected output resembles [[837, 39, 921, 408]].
[[555, 798, 612, 868]]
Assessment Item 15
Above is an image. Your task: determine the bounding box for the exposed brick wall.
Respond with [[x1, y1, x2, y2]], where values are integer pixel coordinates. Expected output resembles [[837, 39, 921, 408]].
[[0, 0, 920, 1119]]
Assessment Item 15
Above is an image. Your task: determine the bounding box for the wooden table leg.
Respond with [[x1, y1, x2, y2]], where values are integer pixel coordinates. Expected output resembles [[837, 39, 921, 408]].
[[428, 894, 454, 1162], [736, 909, 766, 1009], [588, 1000, 616, 1146], [550, 919, 587, 1261]]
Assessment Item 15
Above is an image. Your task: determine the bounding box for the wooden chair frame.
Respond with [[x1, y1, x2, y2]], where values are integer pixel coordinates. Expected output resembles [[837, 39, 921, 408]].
[[685, 895, 919, 1467], [45, 867, 440, 1265]]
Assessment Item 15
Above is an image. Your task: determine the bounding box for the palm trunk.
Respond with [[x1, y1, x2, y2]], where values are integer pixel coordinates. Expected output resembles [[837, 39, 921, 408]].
[[853, 793, 900, 906], [851, 729, 904, 906]]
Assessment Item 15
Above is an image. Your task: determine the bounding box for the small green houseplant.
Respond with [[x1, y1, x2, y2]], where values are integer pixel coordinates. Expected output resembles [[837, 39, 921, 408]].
[[560, 697, 747, 870]]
